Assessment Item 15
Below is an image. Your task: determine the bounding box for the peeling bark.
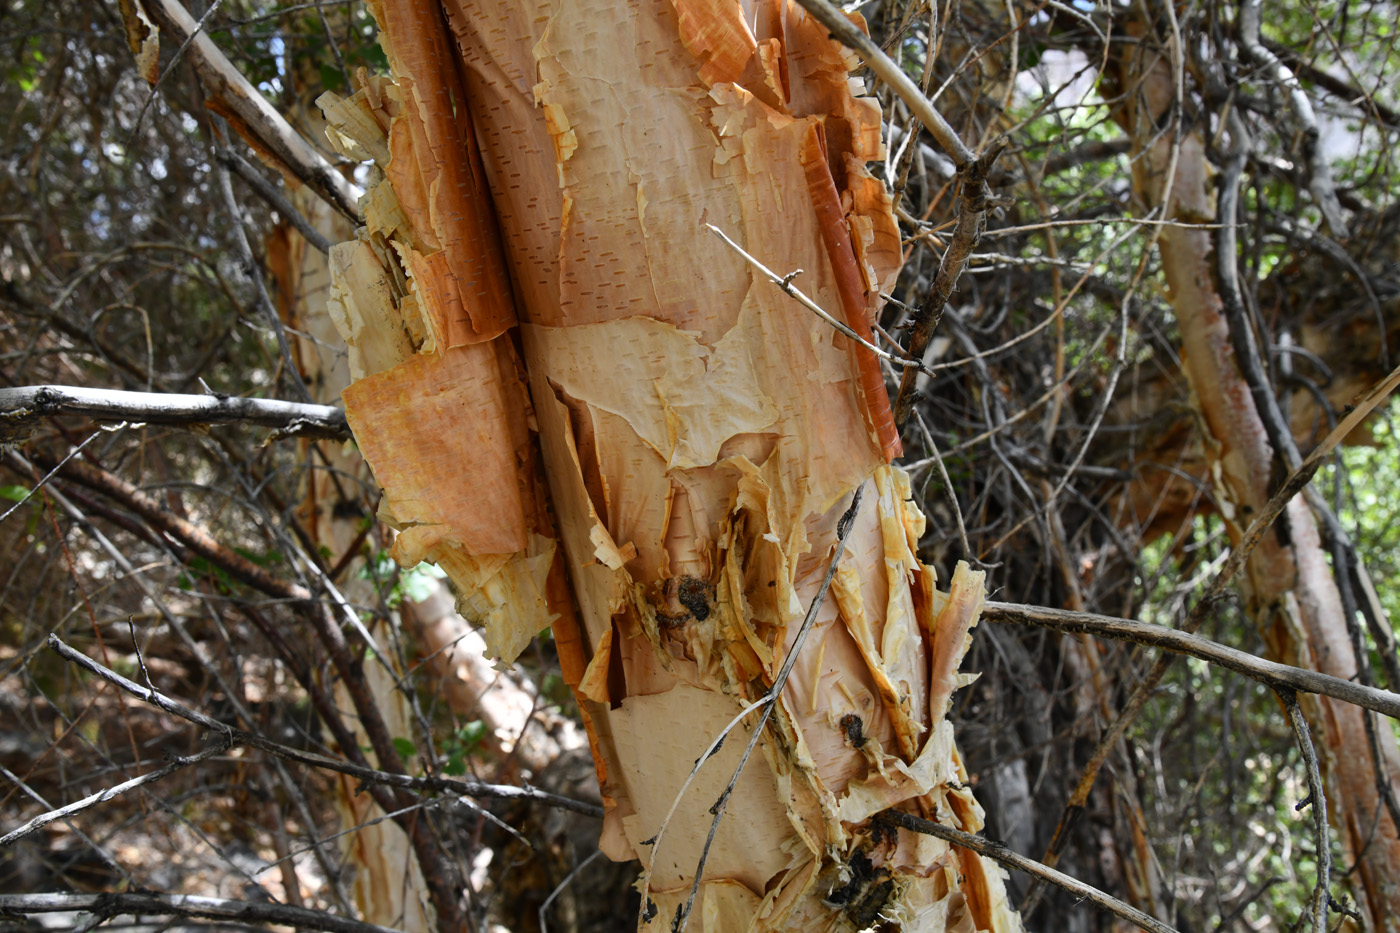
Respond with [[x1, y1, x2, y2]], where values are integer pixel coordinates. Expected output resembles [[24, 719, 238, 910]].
[[324, 0, 1022, 929]]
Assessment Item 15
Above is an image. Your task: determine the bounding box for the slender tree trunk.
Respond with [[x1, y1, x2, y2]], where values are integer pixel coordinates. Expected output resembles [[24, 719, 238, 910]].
[[1106, 16, 1400, 927], [322, 0, 1022, 929], [269, 166, 437, 931]]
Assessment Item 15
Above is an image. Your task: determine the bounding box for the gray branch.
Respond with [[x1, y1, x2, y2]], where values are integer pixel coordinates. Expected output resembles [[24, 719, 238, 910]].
[[0, 385, 350, 441], [984, 601, 1400, 720], [0, 892, 400, 933]]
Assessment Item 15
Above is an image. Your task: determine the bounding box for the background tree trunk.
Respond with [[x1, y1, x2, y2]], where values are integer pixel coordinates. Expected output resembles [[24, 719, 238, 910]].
[[1105, 12, 1400, 925]]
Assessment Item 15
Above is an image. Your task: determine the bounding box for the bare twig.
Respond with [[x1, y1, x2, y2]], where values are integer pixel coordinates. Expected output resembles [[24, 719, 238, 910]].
[[704, 224, 928, 375], [1, 744, 226, 846], [540, 849, 605, 933], [894, 140, 1009, 425], [983, 602, 1400, 720], [0, 429, 105, 521], [40, 634, 605, 819], [213, 151, 314, 405], [876, 810, 1181, 933], [912, 408, 971, 558], [1276, 688, 1330, 933]]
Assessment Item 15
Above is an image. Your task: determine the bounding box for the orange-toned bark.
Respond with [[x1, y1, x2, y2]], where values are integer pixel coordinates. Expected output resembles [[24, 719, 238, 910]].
[[324, 1, 1021, 929]]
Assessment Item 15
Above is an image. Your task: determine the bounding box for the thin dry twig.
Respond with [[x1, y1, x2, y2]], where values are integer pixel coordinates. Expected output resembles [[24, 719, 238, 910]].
[[34, 634, 605, 819], [983, 602, 1400, 720], [1276, 688, 1330, 933], [704, 223, 928, 375], [876, 810, 1181, 933]]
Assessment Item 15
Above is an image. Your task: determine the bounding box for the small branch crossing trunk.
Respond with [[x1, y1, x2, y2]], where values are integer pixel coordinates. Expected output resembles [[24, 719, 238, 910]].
[[323, 0, 1024, 929]]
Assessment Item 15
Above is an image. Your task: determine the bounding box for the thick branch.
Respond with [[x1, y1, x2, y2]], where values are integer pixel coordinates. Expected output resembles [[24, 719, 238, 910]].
[[0, 385, 349, 442], [135, 0, 363, 223], [0, 893, 401, 933]]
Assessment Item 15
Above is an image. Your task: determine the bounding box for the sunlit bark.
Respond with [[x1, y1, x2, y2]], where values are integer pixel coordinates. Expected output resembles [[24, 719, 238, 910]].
[[321, 0, 1023, 929]]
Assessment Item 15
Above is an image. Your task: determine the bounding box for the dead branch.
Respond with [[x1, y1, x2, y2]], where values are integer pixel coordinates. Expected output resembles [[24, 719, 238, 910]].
[[0, 385, 350, 442], [0, 892, 402, 933], [983, 602, 1400, 719], [132, 0, 363, 223]]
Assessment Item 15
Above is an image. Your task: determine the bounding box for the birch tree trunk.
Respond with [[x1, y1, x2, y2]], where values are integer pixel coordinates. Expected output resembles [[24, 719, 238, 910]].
[[1106, 15, 1400, 928], [321, 0, 1022, 929]]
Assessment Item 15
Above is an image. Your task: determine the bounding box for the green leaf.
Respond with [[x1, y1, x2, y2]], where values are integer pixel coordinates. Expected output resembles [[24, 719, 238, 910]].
[[0, 485, 30, 503], [358, 43, 389, 74], [319, 63, 345, 93], [392, 736, 417, 760], [456, 720, 487, 753], [234, 547, 284, 567]]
